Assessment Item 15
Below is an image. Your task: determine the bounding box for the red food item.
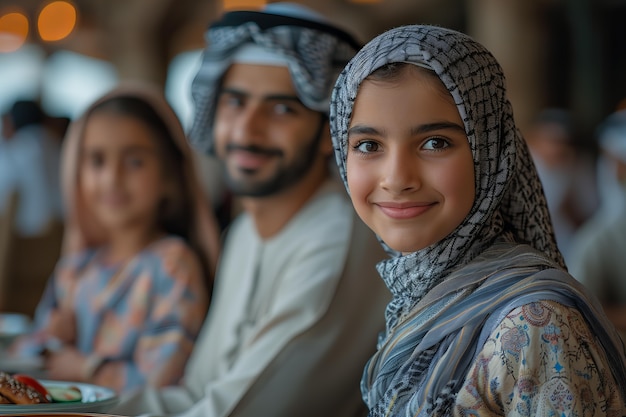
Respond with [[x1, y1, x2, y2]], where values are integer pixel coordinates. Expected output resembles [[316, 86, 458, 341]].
[[12, 374, 50, 400], [0, 372, 49, 404]]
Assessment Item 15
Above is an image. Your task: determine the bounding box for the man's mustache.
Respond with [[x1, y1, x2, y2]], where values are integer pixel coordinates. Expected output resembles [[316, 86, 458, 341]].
[[225, 144, 283, 157]]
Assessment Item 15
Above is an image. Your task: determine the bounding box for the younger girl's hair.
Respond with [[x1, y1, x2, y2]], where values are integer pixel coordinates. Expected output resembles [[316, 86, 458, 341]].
[[88, 95, 211, 283]]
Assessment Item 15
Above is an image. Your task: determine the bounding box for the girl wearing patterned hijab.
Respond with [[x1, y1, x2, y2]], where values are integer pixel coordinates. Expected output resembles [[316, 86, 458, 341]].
[[330, 25, 626, 416]]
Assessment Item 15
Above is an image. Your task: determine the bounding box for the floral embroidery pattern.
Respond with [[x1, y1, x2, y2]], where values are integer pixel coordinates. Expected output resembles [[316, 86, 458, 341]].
[[521, 302, 552, 327], [501, 326, 529, 360], [454, 300, 624, 416]]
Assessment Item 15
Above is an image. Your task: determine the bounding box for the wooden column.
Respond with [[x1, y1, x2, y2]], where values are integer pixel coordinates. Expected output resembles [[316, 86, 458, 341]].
[[466, 0, 549, 136]]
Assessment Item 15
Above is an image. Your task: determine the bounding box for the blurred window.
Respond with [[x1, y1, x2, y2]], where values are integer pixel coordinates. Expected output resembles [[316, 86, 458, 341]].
[[165, 49, 202, 131], [41, 50, 118, 118]]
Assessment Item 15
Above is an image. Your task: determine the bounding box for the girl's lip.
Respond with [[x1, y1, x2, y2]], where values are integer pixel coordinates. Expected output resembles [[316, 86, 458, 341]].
[[100, 194, 129, 206], [375, 202, 435, 219]]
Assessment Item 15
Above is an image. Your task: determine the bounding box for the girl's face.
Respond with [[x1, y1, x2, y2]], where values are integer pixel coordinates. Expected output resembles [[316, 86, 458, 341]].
[[80, 111, 167, 233], [346, 68, 475, 254]]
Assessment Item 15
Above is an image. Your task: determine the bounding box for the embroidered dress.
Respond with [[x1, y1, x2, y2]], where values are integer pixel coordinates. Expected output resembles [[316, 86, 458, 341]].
[[329, 25, 626, 416], [457, 300, 622, 416]]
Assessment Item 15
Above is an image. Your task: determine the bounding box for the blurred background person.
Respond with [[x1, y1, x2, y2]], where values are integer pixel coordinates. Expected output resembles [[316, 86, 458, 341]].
[[524, 108, 599, 266], [0, 99, 64, 237], [0, 100, 67, 316], [569, 109, 626, 340]]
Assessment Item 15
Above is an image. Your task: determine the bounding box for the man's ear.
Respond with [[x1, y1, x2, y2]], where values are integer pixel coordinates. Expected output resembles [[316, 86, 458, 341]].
[[1, 114, 15, 139], [616, 159, 626, 184]]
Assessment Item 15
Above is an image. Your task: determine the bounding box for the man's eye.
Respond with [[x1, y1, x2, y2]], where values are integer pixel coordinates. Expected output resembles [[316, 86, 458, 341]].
[[273, 103, 295, 115], [126, 156, 145, 169], [354, 141, 379, 153], [422, 137, 450, 151], [219, 94, 244, 108], [228, 96, 244, 107]]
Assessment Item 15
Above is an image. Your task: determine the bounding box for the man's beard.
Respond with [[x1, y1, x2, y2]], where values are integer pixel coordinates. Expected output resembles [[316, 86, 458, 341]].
[[222, 124, 324, 198]]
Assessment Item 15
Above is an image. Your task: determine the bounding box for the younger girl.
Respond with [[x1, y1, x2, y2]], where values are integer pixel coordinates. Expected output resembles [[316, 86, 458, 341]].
[[330, 25, 626, 416], [12, 83, 221, 393]]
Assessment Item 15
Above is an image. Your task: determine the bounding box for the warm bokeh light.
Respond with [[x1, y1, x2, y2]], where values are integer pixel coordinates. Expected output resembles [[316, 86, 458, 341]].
[[0, 11, 29, 53], [38, 1, 76, 42], [223, 0, 267, 11]]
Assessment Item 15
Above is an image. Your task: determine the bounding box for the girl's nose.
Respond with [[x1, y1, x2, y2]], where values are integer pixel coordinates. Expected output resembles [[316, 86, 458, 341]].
[[380, 150, 421, 194], [102, 160, 123, 187]]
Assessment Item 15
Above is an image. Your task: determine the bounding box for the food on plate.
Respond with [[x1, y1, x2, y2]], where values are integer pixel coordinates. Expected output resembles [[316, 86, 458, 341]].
[[0, 372, 49, 404], [0, 372, 83, 405], [47, 385, 82, 403], [12, 374, 50, 399]]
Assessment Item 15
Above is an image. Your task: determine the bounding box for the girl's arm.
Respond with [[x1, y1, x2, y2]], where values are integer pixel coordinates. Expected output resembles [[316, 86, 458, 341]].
[[455, 300, 625, 415]]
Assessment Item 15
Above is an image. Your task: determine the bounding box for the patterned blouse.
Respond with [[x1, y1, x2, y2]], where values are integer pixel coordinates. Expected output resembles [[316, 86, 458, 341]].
[[15, 235, 209, 393], [456, 300, 624, 416]]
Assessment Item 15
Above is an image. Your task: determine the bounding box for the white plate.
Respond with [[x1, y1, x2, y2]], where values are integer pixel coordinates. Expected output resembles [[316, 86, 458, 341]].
[[0, 380, 119, 414]]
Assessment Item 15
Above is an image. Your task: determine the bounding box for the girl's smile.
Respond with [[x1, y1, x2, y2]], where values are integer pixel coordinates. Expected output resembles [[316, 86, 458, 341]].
[[375, 201, 437, 220]]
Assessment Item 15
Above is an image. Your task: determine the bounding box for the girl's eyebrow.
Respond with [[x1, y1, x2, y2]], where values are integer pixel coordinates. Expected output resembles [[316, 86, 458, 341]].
[[347, 125, 382, 138], [123, 145, 158, 154], [410, 121, 466, 135], [348, 121, 465, 138]]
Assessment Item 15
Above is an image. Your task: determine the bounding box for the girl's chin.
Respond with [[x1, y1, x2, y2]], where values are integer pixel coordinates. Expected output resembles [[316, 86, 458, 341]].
[[380, 237, 432, 255]]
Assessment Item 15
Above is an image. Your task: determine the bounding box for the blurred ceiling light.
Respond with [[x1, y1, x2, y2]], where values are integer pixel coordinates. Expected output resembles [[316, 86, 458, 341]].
[[38, 1, 77, 42], [0, 11, 29, 53], [223, 0, 267, 11]]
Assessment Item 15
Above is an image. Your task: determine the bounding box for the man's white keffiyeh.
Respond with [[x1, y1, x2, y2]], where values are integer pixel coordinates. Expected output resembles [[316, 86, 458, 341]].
[[189, 3, 360, 154]]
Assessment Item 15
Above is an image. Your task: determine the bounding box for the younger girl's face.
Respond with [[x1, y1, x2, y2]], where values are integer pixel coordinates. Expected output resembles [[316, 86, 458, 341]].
[[80, 111, 166, 232], [347, 68, 475, 254]]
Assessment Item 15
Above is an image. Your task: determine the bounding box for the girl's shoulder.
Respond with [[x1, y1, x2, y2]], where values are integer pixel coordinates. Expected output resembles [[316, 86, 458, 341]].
[[145, 234, 192, 255], [137, 235, 202, 280]]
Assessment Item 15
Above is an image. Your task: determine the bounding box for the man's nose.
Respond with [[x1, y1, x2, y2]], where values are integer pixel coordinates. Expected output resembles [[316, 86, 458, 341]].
[[231, 104, 265, 143]]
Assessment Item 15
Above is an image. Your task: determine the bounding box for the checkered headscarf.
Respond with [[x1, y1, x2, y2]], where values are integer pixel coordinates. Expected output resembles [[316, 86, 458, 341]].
[[188, 3, 360, 154], [330, 25, 565, 322]]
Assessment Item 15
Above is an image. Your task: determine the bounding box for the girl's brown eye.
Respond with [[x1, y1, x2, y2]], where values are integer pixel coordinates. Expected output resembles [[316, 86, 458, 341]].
[[422, 137, 450, 151], [87, 152, 105, 168], [354, 140, 379, 153]]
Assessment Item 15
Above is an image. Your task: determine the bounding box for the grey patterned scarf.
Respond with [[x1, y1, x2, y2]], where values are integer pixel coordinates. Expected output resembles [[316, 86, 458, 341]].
[[188, 3, 360, 154], [330, 24, 565, 329]]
